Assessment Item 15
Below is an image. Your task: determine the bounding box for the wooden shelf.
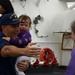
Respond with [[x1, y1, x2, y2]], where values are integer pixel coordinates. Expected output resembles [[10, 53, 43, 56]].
[[61, 33, 73, 50], [53, 31, 73, 50]]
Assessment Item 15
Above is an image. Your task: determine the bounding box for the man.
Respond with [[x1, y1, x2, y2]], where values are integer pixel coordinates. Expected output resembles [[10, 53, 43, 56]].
[[0, 13, 41, 75]]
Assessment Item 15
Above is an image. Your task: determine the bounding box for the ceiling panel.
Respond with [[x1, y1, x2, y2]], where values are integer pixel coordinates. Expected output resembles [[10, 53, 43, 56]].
[[59, 0, 75, 2]]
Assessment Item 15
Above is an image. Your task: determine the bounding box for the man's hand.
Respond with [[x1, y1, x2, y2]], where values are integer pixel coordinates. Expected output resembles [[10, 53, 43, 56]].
[[24, 42, 41, 57], [17, 60, 29, 71]]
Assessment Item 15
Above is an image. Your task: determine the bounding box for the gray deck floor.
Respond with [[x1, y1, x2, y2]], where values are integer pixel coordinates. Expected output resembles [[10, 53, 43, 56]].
[[25, 66, 66, 75]]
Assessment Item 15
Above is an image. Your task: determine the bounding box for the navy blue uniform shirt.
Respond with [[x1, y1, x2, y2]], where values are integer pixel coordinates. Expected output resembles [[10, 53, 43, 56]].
[[0, 31, 17, 75]]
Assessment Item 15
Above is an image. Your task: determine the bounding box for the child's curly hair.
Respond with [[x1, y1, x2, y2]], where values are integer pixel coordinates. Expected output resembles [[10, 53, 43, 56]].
[[19, 15, 31, 27]]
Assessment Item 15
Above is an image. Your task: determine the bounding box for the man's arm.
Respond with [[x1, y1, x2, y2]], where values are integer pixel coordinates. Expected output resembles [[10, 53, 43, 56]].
[[1, 42, 41, 57]]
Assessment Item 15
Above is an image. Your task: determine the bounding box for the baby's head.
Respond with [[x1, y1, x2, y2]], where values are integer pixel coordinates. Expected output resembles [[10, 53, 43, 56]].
[[19, 15, 31, 31]]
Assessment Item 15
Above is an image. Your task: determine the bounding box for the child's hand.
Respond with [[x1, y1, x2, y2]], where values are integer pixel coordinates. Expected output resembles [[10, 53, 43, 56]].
[[2, 37, 10, 41]]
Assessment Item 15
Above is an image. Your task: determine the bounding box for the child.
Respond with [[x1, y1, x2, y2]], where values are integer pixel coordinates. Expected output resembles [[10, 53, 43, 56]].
[[3, 14, 32, 75], [65, 21, 75, 75]]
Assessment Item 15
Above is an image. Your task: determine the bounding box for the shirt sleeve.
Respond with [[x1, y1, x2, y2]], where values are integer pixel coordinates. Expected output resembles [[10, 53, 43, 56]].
[[65, 48, 75, 75], [0, 39, 10, 51]]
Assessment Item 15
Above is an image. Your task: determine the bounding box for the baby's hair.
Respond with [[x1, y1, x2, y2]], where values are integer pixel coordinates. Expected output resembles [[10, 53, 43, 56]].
[[71, 21, 75, 33], [19, 15, 31, 27]]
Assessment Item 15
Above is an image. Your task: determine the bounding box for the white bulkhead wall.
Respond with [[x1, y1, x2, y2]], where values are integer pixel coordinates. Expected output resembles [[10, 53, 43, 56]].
[[11, 0, 72, 65]]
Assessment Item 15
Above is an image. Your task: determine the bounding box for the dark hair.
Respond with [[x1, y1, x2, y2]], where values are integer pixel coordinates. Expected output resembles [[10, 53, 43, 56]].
[[71, 21, 75, 33], [19, 15, 31, 27], [0, 0, 14, 31], [0, 0, 14, 14]]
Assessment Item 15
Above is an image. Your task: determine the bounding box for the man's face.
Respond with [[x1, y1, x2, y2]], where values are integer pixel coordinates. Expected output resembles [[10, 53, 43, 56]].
[[2, 24, 20, 38]]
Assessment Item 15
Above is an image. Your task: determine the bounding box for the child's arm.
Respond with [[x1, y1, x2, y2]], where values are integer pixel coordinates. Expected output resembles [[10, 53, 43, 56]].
[[2, 32, 32, 47], [10, 36, 29, 47], [2, 36, 29, 47], [10, 32, 32, 47]]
